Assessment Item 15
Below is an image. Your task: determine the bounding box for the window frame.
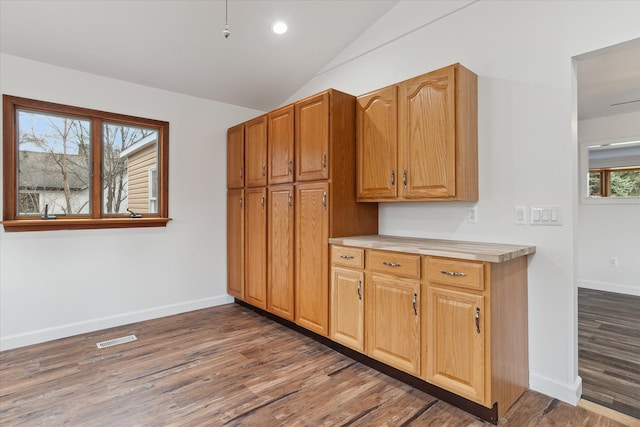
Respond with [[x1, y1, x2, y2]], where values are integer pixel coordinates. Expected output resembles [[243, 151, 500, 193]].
[[2, 94, 171, 232]]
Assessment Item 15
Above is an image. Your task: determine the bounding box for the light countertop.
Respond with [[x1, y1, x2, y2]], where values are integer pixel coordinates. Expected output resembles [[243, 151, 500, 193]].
[[328, 235, 536, 263]]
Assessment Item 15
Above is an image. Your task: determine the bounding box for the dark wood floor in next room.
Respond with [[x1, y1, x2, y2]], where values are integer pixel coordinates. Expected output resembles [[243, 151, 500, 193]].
[[579, 287, 640, 420], [0, 303, 634, 426]]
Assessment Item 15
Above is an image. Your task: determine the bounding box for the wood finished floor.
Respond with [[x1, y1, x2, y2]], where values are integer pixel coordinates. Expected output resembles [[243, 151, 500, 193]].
[[0, 303, 631, 426], [578, 288, 640, 419]]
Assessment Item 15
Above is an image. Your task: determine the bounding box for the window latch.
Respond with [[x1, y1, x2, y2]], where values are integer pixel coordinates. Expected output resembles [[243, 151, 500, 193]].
[[127, 208, 142, 218]]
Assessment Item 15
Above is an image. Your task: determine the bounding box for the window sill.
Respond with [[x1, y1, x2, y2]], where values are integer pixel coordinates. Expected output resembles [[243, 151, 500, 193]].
[[1, 217, 172, 232]]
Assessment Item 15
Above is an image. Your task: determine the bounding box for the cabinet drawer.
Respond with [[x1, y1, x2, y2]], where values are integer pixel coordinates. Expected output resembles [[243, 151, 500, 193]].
[[332, 246, 365, 269], [368, 250, 420, 279], [427, 258, 484, 290]]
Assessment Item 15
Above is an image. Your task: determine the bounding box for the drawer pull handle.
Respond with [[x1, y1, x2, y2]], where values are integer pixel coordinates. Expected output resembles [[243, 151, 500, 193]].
[[440, 270, 467, 277], [475, 307, 481, 333], [413, 293, 418, 316], [357, 280, 362, 300], [383, 261, 402, 267], [340, 255, 355, 259]]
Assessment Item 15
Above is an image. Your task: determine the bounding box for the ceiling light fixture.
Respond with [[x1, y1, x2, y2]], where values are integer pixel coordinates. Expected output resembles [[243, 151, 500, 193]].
[[273, 21, 288, 35], [222, 0, 230, 39]]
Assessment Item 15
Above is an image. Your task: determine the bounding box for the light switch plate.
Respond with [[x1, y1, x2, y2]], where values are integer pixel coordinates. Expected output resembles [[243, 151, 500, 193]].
[[530, 206, 563, 226], [515, 206, 527, 225]]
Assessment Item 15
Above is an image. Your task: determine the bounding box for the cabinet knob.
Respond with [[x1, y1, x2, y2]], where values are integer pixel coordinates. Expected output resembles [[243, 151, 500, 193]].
[[403, 170, 407, 188], [322, 152, 327, 170], [391, 170, 395, 188], [240, 167, 244, 179], [357, 280, 362, 300], [261, 195, 265, 209], [475, 307, 481, 333], [262, 165, 266, 177], [382, 261, 401, 267], [288, 193, 293, 208], [288, 160, 293, 175], [322, 191, 327, 209], [339, 255, 355, 259], [413, 293, 418, 316]]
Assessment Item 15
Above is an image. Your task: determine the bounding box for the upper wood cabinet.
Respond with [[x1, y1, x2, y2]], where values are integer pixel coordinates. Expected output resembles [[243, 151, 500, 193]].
[[227, 124, 244, 189], [268, 105, 294, 185], [245, 115, 268, 188], [295, 89, 358, 183], [356, 63, 478, 201], [295, 92, 329, 182], [356, 86, 398, 199]]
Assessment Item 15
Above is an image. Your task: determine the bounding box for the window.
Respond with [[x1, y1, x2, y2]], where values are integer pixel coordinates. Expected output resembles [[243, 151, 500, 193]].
[[589, 167, 640, 198], [2, 95, 170, 232]]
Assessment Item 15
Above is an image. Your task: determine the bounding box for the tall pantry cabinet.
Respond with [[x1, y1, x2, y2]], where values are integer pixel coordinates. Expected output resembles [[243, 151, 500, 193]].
[[227, 88, 378, 337]]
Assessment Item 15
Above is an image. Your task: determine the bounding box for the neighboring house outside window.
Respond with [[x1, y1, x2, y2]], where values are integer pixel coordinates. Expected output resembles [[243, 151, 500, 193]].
[[118, 134, 158, 214]]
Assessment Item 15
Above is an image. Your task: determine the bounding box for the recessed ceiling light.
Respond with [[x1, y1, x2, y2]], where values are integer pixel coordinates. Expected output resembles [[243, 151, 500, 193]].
[[273, 21, 287, 35]]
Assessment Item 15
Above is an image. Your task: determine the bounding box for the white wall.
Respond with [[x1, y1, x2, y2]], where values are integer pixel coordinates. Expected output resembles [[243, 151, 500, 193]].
[[285, 0, 640, 406], [578, 111, 640, 295], [0, 54, 264, 350]]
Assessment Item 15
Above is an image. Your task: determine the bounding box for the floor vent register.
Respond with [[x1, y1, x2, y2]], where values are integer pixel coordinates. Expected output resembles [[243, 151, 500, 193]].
[[96, 334, 137, 349]]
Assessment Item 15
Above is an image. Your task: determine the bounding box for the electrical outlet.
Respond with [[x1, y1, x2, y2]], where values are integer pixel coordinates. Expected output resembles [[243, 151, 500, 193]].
[[468, 207, 478, 223], [609, 257, 619, 267]]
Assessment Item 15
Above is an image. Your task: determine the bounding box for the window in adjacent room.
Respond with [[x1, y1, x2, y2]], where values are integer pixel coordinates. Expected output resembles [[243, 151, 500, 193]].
[[2, 95, 170, 231]]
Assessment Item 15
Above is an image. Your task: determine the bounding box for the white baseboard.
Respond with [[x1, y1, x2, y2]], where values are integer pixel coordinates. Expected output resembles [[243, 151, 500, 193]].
[[578, 279, 640, 296], [0, 294, 234, 351], [530, 373, 582, 406]]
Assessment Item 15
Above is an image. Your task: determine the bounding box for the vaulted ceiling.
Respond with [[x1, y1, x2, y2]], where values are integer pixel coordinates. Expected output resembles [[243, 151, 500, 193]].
[[0, 0, 398, 111], [1, 1, 638, 118]]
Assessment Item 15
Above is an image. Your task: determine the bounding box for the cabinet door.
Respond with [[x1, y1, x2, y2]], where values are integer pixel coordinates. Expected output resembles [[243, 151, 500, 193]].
[[268, 105, 294, 185], [227, 189, 244, 299], [426, 286, 486, 404], [366, 273, 420, 375], [295, 92, 329, 182], [244, 188, 267, 309], [356, 86, 398, 200], [245, 115, 268, 187], [399, 66, 456, 199], [330, 267, 364, 352], [295, 182, 329, 335], [227, 124, 244, 189], [267, 185, 295, 320]]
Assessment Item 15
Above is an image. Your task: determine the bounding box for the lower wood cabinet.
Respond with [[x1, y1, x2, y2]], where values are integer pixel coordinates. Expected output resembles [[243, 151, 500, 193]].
[[330, 266, 364, 351], [426, 285, 486, 404], [295, 182, 329, 336], [328, 242, 530, 420], [366, 273, 421, 376], [226, 189, 244, 299], [267, 185, 295, 320], [244, 187, 267, 309]]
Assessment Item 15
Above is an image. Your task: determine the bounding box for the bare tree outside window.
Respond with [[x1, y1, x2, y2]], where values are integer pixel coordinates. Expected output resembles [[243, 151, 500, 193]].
[[18, 111, 91, 216]]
